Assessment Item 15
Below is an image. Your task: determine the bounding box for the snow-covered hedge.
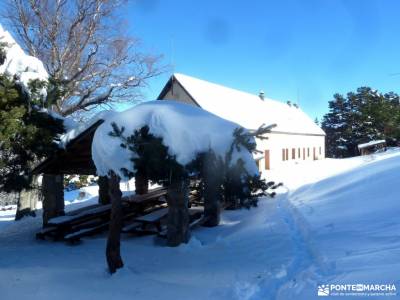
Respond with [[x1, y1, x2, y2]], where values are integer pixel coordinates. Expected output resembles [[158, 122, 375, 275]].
[[92, 100, 259, 179]]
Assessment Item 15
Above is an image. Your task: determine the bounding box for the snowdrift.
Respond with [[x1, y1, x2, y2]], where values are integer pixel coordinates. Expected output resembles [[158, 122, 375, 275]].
[[1, 149, 399, 300], [282, 149, 400, 298]]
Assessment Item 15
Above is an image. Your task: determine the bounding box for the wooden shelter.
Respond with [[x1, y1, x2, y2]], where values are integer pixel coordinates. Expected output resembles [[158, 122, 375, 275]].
[[32, 115, 215, 273], [33, 120, 107, 225], [33, 120, 104, 175], [31, 96, 281, 275], [358, 140, 387, 156]]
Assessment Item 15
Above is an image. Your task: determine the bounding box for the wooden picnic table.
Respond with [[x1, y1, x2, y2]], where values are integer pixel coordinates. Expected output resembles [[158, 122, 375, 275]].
[[123, 187, 167, 208], [37, 204, 114, 240], [122, 206, 169, 234], [36, 186, 205, 243], [37, 187, 167, 241], [156, 206, 204, 238], [48, 204, 112, 226]]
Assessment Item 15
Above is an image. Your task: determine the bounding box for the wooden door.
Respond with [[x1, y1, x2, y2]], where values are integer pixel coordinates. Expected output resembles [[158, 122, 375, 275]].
[[264, 150, 270, 170]]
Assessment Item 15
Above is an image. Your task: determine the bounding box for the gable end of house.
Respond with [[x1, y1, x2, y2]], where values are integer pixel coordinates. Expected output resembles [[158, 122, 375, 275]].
[[157, 75, 201, 107]]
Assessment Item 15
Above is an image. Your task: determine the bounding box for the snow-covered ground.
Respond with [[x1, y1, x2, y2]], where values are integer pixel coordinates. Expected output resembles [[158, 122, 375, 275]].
[[0, 149, 399, 299]]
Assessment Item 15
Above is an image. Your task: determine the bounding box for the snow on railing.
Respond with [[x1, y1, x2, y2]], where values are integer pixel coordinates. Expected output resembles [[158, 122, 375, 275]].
[[357, 140, 386, 150]]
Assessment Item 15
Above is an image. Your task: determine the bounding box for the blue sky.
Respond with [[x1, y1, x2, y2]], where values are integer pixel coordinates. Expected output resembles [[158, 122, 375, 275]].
[[125, 0, 400, 120]]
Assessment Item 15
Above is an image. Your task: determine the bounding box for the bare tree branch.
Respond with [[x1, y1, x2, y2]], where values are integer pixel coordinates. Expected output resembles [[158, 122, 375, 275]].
[[3, 0, 166, 118]]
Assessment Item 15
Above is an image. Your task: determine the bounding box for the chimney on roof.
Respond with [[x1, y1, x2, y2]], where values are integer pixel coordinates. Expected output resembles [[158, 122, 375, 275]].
[[258, 90, 265, 100]]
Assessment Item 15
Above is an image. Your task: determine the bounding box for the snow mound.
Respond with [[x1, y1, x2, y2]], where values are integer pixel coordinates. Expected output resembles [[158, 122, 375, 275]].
[[92, 100, 259, 178], [0, 24, 48, 93]]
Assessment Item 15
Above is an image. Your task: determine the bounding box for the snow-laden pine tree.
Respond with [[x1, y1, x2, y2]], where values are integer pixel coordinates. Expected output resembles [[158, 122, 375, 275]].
[[322, 87, 400, 157], [0, 38, 65, 219], [322, 94, 350, 157]]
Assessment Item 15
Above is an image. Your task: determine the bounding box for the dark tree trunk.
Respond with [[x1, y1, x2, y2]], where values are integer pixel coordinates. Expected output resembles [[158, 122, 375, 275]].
[[166, 179, 190, 247], [135, 169, 148, 195], [202, 153, 221, 227], [42, 174, 64, 226], [106, 172, 124, 274], [98, 176, 110, 205], [15, 176, 39, 220]]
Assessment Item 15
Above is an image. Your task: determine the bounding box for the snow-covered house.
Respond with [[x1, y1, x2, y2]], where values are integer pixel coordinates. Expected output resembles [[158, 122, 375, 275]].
[[158, 73, 326, 171]]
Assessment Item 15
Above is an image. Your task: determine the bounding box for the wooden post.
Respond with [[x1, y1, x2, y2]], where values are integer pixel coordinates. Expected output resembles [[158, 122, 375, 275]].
[[42, 174, 64, 226], [135, 169, 148, 195], [264, 150, 270, 170], [15, 175, 39, 220], [166, 178, 190, 247], [98, 176, 110, 205], [202, 153, 221, 227], [106, 172, 124, 274]]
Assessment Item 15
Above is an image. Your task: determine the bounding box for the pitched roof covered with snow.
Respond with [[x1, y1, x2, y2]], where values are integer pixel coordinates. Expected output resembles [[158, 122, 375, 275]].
[[160, 73, 325, 136]]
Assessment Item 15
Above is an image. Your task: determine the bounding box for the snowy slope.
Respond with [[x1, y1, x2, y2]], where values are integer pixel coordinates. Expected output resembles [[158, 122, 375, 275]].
[[0, 149, 399, 299], [281, 148, 400, 298]]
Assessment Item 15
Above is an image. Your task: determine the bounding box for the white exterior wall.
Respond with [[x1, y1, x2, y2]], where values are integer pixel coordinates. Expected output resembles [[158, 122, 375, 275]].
[[256, 133, 325, 171]]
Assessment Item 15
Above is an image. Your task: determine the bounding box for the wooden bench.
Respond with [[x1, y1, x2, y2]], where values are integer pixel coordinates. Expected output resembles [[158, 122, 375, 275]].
[[123, 187, 167, 211], [158, 206, 204, 238], [36, 226, 58, 240], [64, 222, 110, 244], [121, 221, 142, 233], [132, 207, 169, 233]]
